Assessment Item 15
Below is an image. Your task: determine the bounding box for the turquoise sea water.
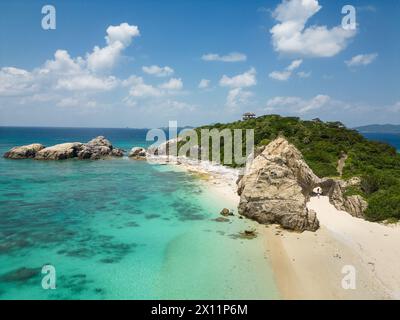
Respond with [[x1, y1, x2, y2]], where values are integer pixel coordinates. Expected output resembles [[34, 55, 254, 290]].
[[0, 127, 278, 300]]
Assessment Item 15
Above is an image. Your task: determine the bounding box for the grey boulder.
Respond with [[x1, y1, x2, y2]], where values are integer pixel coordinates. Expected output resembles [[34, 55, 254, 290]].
[[35, 143, 83, 160], [128, 147, 146, 159], [77, 136, 124, 160], [4, 144, 45, 159]]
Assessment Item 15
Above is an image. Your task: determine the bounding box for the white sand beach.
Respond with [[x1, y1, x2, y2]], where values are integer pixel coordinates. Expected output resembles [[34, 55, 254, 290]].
[[265, 197, 400, 300], [169, 156, 400, 300], [149, 155, 241, 201]]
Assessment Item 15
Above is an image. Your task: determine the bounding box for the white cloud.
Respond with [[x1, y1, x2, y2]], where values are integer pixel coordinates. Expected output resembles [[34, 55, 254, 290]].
[[0, 22, 201, 126], [56, 97, 97, 108], [226, 88, 253, 108], [163, 99, 196, 112], [266, 94, 331, 113], [270, 0, 356, 57], [297, 71, 311, 78], [0, 22, 140, 107], [269, 59, 303, 81], [142, 65, 174, 77], [56, 74, 118, 91], [357, 5, 376, 12], [198, 79, 210, 89], [122, 96, 197, 117], [124, 76, 183, 102], [129, 83, 161, 98], [0, 67, 37, 96], [219, 68, 256, 108], [269, 70, 291, 81], [159, 78, 183, 90], [87, 23, 140, 72], [105, 23, 140, 47], [287, 59, 303, 71], [42, 50, 83, 75], [22, 93, 58, 103], [202, 52, 247, 62], [264, 96, 400, 126], [390, 101, 400, 113], [345, 53, 378, 67], [219, 68, 257, 88], [127, 76, 162, 98], [86, 42, 125, 72]]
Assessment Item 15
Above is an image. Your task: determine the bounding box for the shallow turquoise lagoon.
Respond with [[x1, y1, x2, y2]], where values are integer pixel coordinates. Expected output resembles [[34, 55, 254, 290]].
[[0, 127, 278, 299]]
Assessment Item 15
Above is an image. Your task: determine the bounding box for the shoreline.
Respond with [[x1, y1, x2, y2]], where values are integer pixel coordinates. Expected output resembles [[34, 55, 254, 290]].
[[163, 156, 400, 300], [154, 156, 280, 299], [148, 155, 241, 203]]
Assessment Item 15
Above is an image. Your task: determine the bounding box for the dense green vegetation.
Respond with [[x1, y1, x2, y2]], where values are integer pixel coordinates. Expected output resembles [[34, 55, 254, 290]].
[[191, 115, 400, 222]]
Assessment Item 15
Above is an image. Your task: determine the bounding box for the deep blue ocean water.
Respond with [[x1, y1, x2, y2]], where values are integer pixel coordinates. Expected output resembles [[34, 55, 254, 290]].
[[0, 127, 277, 300], [361, 132, 400, 151]]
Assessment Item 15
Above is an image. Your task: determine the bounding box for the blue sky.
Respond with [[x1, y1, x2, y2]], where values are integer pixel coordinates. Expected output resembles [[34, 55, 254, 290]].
[[0, 0, 399, 128]]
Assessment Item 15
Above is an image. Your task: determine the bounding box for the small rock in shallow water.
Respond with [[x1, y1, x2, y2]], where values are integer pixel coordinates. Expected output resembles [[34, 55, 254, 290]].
[[229, 229, 258, 240], [145, 214, 161, 220], [213, 217, 230, 223], [128, 147, 147, 159], [0, 267, 40, 282], [220, 208, 231, 216], [125, 221, 140, 227], [244, 229, 257, 236], [99, 258, 117, 264]]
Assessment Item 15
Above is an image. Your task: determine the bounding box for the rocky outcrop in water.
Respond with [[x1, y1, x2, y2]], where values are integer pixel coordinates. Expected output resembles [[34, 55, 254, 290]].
[[77, 136, 123, 160], [128, 147, 146, 159], [237, 137, 320, 232], [3, 144, 45, 159], [4, 136, 124, 160], [35, 142, 84, 160], [147, 138, 180, 156]]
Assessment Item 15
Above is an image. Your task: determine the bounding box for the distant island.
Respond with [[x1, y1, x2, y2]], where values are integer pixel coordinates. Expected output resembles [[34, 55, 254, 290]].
[[355, 124, 400, 134]]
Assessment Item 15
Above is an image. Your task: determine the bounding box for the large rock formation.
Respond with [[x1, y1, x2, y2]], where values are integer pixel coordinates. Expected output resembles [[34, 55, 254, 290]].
[[323, 178, 367, 218], [35, 143, 84, 160], [77, 136, 123, 160], [3, 144, 45, 159], [4, 136, 124, 161], [237, 137, 320, 232], [237, 137, 369, 230]]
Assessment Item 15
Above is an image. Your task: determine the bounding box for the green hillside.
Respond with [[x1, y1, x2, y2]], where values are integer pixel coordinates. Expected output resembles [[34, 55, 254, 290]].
[[194, 115, 400, 222]]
